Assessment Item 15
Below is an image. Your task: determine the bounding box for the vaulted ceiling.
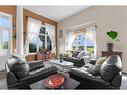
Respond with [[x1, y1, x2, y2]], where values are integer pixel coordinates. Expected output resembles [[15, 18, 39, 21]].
[[24, 6, 90, 22]]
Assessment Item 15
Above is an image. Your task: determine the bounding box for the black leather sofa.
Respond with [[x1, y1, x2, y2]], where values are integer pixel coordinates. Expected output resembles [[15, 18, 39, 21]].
[[69, 55, 122, 89], [5, 56, 58, 89], [63, 57, 85, 67]]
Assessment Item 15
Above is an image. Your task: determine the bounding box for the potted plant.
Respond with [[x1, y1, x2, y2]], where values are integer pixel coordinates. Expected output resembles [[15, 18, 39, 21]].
[[106, 30, 120, 51], [59, 53, 63, 63]]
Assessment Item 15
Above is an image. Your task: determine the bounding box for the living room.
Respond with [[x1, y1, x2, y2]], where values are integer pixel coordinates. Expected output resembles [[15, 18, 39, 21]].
[[0, 5, 127, 90]]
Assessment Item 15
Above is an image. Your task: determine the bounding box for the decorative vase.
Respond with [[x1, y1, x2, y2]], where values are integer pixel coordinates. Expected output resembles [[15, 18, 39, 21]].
[[107, 43, 114, 52], [59, 54, 63, 63]]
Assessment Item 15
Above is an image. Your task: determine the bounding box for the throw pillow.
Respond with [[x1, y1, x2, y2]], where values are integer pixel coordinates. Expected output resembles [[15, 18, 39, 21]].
[[95, 57, 106, 66], [77, 51, 87, 59], [81, 56, 91, 64], [72, 51, 80, 58], [86, 65, 101, 76], [64, 51, 72, 58]]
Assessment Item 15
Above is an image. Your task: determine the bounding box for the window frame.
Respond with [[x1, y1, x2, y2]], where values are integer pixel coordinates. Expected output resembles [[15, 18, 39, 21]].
[[27, 18, 49, 54], [0, 11, 12, 56], [71, 32, 95, 52]]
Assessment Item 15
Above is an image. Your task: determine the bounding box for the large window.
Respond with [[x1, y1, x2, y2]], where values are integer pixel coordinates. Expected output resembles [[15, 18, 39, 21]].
[[67, 25, 96, 57], [72, 32, 94, 52], [27, 18, 52, 53], [0, 12, 12, 56]]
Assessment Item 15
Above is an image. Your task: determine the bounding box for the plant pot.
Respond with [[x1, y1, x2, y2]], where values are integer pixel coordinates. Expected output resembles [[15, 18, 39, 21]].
[[60, 58, 63, 63], [59, 54, 63, 63], [107, 43, 114, 52]]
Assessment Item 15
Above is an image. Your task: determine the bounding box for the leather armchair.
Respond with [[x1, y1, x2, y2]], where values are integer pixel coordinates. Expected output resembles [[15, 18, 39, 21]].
[[69, 55, 122, 89], [5, 56, 58, 89]]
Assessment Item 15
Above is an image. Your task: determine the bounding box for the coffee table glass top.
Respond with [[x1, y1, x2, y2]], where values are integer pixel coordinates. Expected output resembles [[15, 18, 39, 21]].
[[50, 59, 74, 73], [50, 59, 73, 66]]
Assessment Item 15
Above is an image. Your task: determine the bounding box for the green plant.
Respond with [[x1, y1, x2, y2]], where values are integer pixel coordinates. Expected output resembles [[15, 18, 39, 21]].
[[106, 30, 120, 51], [106, 30, 120, 42], [59, 53, 63, 62], [59, 53, 63, 57]]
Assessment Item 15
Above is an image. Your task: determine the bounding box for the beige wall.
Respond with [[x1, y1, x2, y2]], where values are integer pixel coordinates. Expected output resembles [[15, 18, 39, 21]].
[[57, 6, 127, 73]]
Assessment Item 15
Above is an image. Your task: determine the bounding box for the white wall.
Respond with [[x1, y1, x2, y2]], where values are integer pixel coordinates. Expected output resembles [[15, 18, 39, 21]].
[[57, 6, 127, 73]]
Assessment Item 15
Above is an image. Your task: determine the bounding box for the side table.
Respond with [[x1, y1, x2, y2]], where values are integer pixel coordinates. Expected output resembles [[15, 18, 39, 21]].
[[101, 51, 122, 60]]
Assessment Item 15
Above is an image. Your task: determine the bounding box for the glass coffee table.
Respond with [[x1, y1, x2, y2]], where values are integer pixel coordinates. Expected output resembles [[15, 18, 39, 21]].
[[30, 59, 80, 89], [50, 59, 74, 74]]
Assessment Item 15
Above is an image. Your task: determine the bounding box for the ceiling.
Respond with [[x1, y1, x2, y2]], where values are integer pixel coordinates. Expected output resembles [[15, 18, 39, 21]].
[[24, 6, 90, 22]]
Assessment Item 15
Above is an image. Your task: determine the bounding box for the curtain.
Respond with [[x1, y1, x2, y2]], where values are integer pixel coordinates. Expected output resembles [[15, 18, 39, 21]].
[[24, 17, 41, 54], [27, 17, 41, 42], [86, 26, 96, 43], [45, 23, 56, 53], [67, 31, 75, 50], [86, 25, 96, 58], [67, 25, 96, 58]]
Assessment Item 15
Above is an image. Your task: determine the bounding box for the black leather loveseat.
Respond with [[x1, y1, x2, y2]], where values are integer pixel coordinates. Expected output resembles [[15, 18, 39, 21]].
[[63, 57, 85, 67], [69, 55, 122, 89], [5, 56, 58, 89]]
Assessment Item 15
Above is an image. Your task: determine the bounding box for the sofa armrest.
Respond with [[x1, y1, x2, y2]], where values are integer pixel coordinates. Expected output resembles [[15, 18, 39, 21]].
[[73, 58, 85, 67], [89, 59, 96, 65], [6, 72, 18, 85], [69, 68, 110, 87], [63, 57, 73, 62], [111, 73, 122, 88], [19, 66, 58, 83]]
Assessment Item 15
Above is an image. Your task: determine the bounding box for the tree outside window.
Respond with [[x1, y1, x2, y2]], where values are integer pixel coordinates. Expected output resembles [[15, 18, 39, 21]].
[[28, 25, 52, 53]]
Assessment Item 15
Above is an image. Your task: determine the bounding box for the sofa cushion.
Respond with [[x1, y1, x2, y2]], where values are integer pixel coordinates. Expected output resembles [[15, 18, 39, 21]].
[[81, 56, 91, 64], [19, 66, 58, 82], [95, 57, 106, 66], [10, 61, 30, 79], [64, 51, 72, 57], [77, 51, 86, 58], [86, 65, 101, 76]]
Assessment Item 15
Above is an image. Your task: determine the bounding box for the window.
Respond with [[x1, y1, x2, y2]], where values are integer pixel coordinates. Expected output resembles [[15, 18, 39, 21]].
[[72, 32, 94, 52], [67, 25, 96, 57], [27, 18, 52, 54], [0, 12, 12, 56]]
